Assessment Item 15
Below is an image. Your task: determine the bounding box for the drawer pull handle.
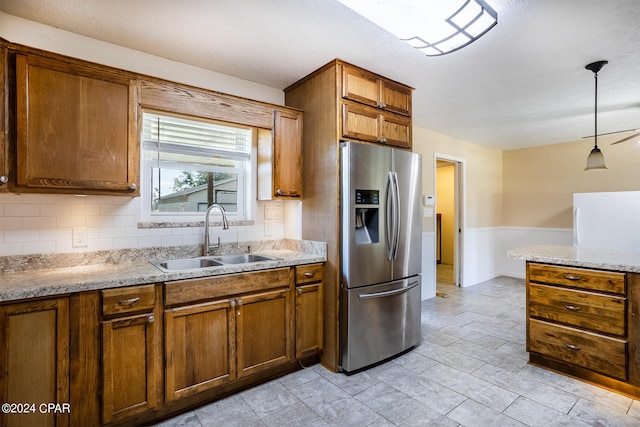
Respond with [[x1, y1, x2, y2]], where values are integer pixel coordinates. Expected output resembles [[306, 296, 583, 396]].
[[564, 275, 581, 281], [304, 272, 315, 278], [564, 305, 581, 311], [564, 343, 581, 351], [118, 297, 140, 305]]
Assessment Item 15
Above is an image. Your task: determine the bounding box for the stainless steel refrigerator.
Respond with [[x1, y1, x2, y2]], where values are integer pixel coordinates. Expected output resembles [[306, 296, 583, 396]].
[[340, 141, 422, 373]]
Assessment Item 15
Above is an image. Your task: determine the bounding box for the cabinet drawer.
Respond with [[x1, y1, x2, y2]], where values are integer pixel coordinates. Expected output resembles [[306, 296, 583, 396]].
[[529, 263, 625, 294], [529, 283, 626, 336], [296, 264, 323, 285], [165, 268, 290, 306], [529, 318, 627, 380], [102, 284, 155, 316]]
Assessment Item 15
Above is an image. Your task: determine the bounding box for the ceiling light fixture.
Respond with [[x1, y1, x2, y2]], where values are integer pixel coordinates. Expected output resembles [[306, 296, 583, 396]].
[[337, 0, 498, 56], [584, 60, 608, 171]]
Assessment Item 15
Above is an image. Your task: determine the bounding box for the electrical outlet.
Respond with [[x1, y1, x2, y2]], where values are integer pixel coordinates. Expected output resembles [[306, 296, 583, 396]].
[[72, 227, 88, 247], [264, 222, 273, 236], [264, 205, 283, 221]]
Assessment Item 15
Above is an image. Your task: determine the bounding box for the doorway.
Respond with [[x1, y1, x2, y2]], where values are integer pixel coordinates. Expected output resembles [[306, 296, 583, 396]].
[[435, 155, 464, 294]]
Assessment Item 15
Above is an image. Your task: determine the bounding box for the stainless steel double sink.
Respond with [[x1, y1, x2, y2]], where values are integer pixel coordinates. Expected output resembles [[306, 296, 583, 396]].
[[152, 253, 280, 272]]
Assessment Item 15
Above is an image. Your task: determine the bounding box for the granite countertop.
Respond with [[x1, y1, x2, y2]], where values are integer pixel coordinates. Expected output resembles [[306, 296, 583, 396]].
[[508, 245, 640, 273], [0, 239, 326, 302]]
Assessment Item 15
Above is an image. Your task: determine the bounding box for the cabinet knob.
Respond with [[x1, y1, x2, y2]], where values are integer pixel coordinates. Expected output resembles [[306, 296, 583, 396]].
[[298, 288, 303, 294], [237, 299, 243, 306], [129, 182, 137, 190], [379, 102, 387, 109], [0, 175, 7, 184], [276, 188, 283, 196], [148, 315, 155, 323], [378, 137, 387, 144]]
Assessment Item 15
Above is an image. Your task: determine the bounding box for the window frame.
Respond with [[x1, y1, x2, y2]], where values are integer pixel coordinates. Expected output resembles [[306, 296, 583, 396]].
[[139, 110, 257, 225]]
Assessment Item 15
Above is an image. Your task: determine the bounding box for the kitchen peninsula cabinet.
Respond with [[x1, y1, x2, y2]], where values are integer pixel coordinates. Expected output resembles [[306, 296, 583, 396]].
[[15, 53, 139, 195], [100, 284, 161, 424], [0, 297, 70, 427], [526, 262, 640, 398]]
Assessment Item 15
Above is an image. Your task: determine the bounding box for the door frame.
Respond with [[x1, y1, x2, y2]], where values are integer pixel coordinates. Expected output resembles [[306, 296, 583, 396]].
[[434, 153, 465, 286]]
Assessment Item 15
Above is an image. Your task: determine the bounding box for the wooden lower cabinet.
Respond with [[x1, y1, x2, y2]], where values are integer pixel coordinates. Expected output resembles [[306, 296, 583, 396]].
[[0, 297, 70, 427], [100, 285, 160, 425], [236, 287, 292, 377], [526, 262, 640, 398], [295, 264, 324, 358], [164, 298, 236, 401], [1, 263, 324, 426]]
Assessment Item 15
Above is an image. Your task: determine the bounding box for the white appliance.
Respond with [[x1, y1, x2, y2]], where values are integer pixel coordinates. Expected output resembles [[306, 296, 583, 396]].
[[573, 191, 640, 253]]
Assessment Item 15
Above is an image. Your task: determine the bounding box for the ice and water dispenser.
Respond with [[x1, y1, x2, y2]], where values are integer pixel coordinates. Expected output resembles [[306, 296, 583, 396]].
[[354, 189, 379, 245]]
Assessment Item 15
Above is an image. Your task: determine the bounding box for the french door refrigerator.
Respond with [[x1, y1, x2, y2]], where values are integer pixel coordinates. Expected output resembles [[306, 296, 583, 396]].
[[340, 141, 422, 373]]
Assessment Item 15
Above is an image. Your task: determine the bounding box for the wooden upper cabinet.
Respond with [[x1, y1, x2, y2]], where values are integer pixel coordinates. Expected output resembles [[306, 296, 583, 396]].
[[341, 64, 411, 117], [15, 53, 139, 195], [258, 109, 303, 200], [339, 62, 413, 149], [273, 110, 302, 198]]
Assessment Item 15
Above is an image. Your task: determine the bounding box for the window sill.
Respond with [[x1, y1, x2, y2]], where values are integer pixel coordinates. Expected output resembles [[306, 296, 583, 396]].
[[138, 220, 254, 229]]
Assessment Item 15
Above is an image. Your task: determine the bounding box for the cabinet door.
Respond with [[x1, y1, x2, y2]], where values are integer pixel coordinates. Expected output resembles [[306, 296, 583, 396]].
[[295, 282, 323, 358], [341, 65, 380, 108], [0, 298, 70, 427], [341, 103, 380, 143], [380, 79, 411, 117], [15, 54, 139, 195], [0, 46, 8, 190], [164, 299, 236, 401], [273, 110, 302, 197], [236, 288, 292, 377], [381, 114, 412, 148], [101, 312, 158, 424]]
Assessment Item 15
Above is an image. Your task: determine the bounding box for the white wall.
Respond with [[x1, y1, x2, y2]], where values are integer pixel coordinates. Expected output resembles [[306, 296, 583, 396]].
[[0, 13, 298, 257]]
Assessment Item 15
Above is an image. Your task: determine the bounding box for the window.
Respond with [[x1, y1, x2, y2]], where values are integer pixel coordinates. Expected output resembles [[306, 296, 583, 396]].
[[141, 112, 254, 222]]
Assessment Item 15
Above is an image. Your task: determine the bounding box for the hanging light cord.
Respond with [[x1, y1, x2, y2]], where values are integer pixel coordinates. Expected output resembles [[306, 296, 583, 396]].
[[593, 69, 599, 150]]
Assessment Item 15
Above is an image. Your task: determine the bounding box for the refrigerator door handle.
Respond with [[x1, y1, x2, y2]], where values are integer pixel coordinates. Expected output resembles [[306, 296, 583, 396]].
[[392, 171, 401, 260], [357, 280, 420, 299], [385, 171, 394, 261]]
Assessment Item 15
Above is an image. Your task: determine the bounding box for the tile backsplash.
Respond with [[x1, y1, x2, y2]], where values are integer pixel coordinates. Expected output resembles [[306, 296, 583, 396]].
[[0, 193, 301, 257]]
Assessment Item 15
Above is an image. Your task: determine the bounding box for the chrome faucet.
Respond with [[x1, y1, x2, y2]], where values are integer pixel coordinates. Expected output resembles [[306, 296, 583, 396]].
[[203, 203, 229, 256]]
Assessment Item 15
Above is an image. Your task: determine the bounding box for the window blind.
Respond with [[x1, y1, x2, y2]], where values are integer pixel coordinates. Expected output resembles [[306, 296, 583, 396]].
[[142, 113, 251, 161]]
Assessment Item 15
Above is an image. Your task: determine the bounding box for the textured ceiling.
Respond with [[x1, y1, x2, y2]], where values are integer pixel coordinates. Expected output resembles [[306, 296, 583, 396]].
[[1, 0, 640, 149]]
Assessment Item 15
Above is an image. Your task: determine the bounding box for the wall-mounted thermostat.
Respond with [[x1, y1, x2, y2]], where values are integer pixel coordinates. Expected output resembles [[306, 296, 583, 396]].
[[422, 195, 435, 206]]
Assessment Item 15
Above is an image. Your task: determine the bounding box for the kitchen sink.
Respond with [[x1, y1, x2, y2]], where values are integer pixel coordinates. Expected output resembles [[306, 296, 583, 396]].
[[152, 253, 280, 272], [210, 254, 277, 264], [157, 257, 224, 271]]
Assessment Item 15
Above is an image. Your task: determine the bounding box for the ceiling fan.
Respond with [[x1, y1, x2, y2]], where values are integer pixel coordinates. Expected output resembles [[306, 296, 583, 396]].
[[582, 60, 640, 146]]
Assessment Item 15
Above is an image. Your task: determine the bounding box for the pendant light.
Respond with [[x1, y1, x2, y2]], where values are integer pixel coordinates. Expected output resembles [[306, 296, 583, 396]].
[[584, 60, 608, 171]]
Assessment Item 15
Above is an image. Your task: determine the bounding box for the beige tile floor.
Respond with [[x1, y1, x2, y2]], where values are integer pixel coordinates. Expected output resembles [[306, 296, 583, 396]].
[[155, 273, 640, 426]]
